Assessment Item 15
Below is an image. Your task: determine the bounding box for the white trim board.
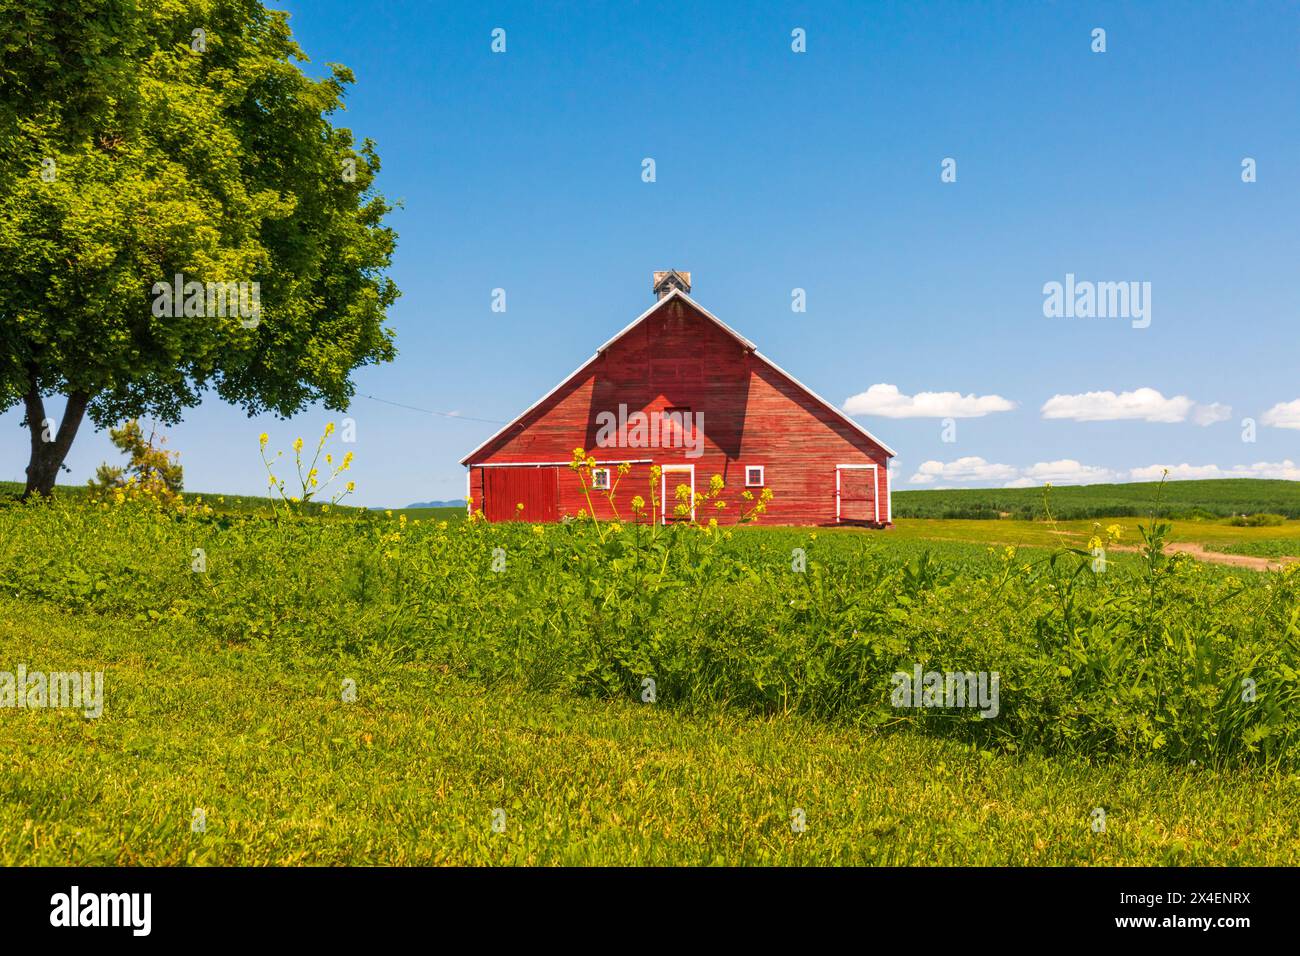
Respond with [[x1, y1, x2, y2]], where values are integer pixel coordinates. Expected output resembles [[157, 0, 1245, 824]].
[[835, 463, 880, 524]]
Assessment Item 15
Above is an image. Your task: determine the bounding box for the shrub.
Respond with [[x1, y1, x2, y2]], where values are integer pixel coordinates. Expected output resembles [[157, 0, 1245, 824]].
[[1227, 513, 1286, 527]]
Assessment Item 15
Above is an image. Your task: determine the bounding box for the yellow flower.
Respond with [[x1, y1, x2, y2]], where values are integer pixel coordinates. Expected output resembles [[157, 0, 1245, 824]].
[[293, 438, 303, 453], [1106, 524, 1123, 542], [345, 481, 355, 493], [259, 432, 269, 448], [1088, 536, 1103, 551], [325, 422, 336, 437], [631, 495, 645, 511]]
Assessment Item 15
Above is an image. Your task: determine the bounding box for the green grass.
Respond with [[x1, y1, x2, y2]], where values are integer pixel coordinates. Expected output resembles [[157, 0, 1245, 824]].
[[388, 505, 465, 522], [1210, 539, 1300, 559], [0, 479, 456, 520], [2, 495, 1297, 768], [2, 598, 1296, 866], [0, 479, 329, 516], [894, 478, 1300, 520], [885, 515, 1300, 552], [2, 478, 1299, 866]]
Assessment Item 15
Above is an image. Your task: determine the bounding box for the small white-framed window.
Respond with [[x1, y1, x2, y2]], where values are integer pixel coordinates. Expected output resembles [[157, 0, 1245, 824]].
[[591, 467, 611, 490], [745, 465, 765, 487]]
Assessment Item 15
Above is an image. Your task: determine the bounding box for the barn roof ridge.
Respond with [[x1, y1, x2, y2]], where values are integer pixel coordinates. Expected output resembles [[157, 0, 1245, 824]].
[[459, 287, 896, 465]]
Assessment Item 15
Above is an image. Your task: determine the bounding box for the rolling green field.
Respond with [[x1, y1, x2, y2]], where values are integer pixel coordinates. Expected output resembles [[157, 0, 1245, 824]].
[[1, 477, 1299, 865], [2, 598, 1295, 865], [887, 515, 1300, 556], [894, 478, 1300, 520]]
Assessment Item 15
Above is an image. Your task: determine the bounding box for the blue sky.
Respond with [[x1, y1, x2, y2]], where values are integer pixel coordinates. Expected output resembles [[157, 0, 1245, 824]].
[[4, 0, 1298, 505]]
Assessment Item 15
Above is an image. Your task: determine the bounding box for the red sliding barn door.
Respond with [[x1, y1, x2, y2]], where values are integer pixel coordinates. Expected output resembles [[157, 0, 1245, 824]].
[[836, 466, 878, 523], [483, 467, 559, 522]]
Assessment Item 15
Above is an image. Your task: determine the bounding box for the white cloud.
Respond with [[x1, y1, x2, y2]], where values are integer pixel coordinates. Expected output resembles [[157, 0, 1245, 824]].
[[1191, 402, 1232, 426], [910, 457, 1116, 487], [1040, 387, 1195, 423], [1261, 399, 1300, 430], [1129, 460, 1300, 481], [1128, 463, 1222, 481], [1005, 459, 1119, 487], [845, 383, 1016, 419], [909, 456, 1019, 484]]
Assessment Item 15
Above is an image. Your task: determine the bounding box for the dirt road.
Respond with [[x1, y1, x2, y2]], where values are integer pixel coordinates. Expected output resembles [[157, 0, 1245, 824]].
[[1162, 542, 1294, 572]]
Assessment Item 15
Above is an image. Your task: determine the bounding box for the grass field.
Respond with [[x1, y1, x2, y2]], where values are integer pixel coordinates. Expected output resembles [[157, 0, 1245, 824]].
[[894, 478, 1300, 520], [2, 477, 1299, 866], [3, 598, 1296, 865], [888, 515, 1300, 556]]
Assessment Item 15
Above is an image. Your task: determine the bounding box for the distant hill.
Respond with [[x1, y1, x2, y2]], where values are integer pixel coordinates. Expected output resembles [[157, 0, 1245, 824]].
[[893, 479, 1300, 521], [402, 499, 465, 509]]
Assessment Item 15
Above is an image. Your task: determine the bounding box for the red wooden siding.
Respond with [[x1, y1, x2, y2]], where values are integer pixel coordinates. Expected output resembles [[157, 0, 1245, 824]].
[[482, 466, 559, 522], [837, 467, 878, 522], [466, 295, 893, 527]]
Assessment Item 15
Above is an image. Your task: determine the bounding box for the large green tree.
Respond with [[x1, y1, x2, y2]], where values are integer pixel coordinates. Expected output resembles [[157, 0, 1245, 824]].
[[0, 0, 398, 496]]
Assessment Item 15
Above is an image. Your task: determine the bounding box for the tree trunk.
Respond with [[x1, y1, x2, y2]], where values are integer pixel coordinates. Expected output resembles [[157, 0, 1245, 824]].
[[22, 379, 90, 499]]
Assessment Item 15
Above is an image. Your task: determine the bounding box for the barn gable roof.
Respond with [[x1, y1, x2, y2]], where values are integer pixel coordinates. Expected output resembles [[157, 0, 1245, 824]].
[[460, 287, 896, 464]]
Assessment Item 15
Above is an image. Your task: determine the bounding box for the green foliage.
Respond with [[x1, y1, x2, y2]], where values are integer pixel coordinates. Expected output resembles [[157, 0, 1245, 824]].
[[1227, 512, 1286, 527], [88, 419, 184, 499], [894, 479, 1300, 521], [0, 0, 398, 491], [1212, 539, 1300, 559], [6, 598, 1297, 865], [1, 495, 1297, 771]]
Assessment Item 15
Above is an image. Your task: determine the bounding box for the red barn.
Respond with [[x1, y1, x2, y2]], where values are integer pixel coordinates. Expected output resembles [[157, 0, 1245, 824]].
[[461, 272, 895, 526]]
